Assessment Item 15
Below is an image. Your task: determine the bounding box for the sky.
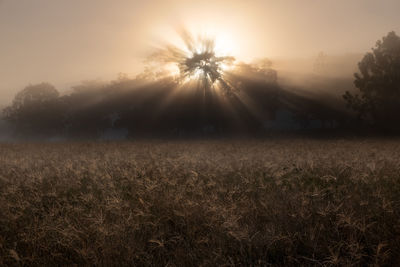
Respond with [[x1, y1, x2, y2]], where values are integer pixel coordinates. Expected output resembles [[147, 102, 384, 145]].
[[1, 0, 400, 104]]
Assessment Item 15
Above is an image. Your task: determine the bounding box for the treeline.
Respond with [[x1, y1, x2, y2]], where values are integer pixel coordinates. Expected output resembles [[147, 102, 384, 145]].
[[1, 60, 352, 139], [3, 30, 400, 139]]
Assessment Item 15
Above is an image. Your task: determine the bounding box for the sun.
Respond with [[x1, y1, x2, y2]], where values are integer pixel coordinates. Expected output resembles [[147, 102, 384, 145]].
[[149, 28, 238, 94], [214, 34, 237, 57], [180, 32, 236, 80]]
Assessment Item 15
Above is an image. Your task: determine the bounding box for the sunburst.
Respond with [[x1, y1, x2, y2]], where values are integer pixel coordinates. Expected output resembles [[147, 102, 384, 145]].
[[150, 29, 236, 94]]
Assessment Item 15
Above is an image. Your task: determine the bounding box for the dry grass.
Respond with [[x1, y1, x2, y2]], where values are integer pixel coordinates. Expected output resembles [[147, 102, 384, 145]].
[[0, 139, 400, 266]]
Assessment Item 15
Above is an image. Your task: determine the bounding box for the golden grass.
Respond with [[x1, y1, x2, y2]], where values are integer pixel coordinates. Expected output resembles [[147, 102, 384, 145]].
[[0, 139, 400, 266]]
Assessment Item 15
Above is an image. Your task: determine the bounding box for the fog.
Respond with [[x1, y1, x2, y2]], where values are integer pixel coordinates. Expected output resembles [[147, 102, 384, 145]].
[[1, 0, 400, 105]]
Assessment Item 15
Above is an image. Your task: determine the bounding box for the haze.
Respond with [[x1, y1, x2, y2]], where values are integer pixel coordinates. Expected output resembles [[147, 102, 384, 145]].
[[1, 0, 399, 105]]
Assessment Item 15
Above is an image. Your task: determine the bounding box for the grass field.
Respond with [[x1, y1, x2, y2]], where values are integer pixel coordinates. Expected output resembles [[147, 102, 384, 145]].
[[0, 139, 400, 266]]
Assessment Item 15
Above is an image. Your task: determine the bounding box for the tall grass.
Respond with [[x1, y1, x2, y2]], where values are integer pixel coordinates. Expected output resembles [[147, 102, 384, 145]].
[[0, 139, 400, 265]]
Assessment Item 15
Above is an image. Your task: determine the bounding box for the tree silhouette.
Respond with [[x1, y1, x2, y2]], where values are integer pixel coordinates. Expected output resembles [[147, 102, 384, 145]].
[[3, 83, 65, 136], [343, 31, 400, 129], [313, 51, 327, 74]]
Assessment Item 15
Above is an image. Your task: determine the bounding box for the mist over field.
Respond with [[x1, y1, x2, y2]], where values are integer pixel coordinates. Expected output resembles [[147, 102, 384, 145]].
[[0, 52, 367, 140]]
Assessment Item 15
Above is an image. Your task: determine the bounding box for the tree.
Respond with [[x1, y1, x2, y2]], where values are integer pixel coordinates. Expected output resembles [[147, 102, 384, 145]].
[[343, 31, 400, 129], [3, 83, 64, 136], [313, 51, 327, 74]]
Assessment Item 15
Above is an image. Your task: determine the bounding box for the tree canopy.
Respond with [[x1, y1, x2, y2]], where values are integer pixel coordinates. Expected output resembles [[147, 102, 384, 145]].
[[343, 31, 400, 130], [3, 83, 64, 136]]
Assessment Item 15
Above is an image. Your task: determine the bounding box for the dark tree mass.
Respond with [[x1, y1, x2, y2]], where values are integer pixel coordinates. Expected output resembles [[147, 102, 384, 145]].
[[343, 31, 400, 130], [3, 63, 280, 138]]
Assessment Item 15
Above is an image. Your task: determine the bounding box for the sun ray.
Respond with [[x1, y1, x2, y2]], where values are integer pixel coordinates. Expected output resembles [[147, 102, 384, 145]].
[[142, 27, 282, 132]]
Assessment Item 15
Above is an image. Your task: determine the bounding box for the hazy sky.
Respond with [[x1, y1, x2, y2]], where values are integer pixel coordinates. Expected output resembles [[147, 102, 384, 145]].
[[1, 0, 399, 104]]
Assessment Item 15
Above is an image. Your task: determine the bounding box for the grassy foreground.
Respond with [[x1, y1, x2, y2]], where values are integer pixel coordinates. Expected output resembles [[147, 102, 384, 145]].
[[0, 139, 400, 266]]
